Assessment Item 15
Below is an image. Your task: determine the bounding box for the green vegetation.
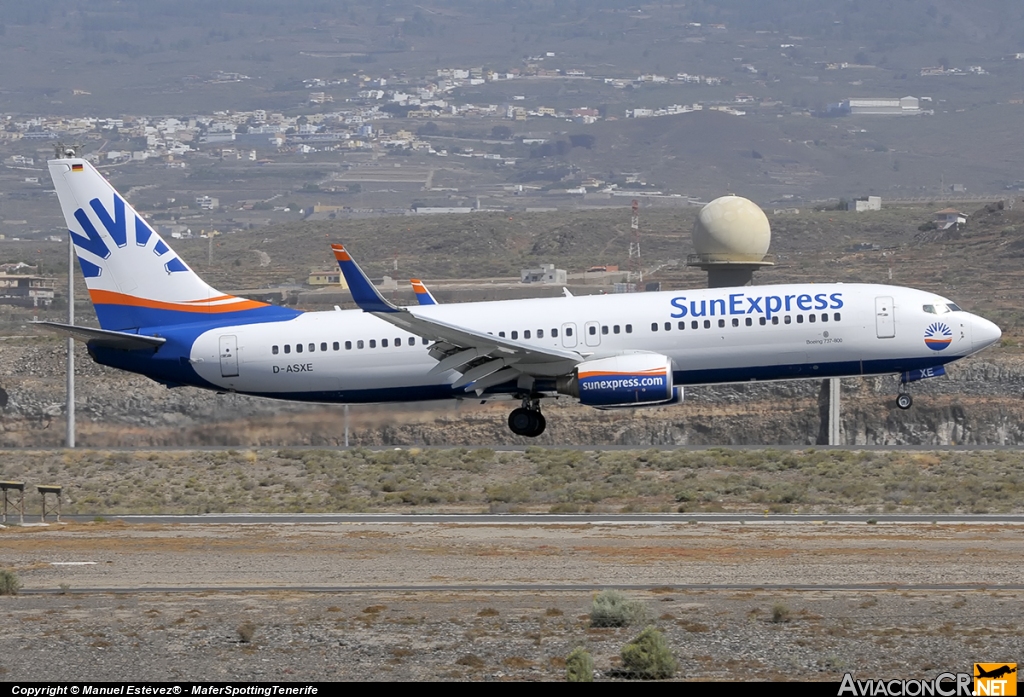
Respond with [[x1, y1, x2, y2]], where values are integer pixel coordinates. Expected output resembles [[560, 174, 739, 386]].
[[0, 447, 1023, 515], [0, 569, 21, 596], [565, 647, 594, 682], [620, 626, 677, 680], [590, 590, 649, 628]]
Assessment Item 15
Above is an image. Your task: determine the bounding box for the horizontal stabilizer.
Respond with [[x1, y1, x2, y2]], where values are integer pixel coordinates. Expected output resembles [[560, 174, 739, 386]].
[[33, 321, 166, 350]]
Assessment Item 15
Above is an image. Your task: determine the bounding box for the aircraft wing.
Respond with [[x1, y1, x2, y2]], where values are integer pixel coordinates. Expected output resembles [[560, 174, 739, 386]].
[[33, 321, 167, 350], [331, 244, 582, 390]]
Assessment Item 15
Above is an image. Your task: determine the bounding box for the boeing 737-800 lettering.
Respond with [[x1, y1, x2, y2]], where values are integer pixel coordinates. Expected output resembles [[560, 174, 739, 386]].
[[38, 158, 1001, 437]]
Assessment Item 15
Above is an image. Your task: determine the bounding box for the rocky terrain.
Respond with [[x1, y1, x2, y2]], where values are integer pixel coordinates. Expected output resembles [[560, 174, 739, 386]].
[[1, 338, 1021, 447]]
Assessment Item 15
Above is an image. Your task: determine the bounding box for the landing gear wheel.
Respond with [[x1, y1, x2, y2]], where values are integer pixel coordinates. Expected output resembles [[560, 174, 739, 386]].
[[896, 393, 913, 410], [508, 407, 546, 437], [531, 411, 547, 437], [509, 408, 533, 435]]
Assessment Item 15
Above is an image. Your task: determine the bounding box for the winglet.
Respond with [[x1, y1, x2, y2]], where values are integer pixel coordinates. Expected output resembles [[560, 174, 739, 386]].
[[410, 279, 438, 306], [331, 243, 400, 313]]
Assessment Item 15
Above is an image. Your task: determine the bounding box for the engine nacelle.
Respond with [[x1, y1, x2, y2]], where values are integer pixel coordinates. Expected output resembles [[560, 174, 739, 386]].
[[557, 353, 674, 407], [594, 386, 684, 410]]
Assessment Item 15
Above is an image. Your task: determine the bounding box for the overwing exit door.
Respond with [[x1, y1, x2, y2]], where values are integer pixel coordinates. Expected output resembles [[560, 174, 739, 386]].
[[561, 323, 577, 348]]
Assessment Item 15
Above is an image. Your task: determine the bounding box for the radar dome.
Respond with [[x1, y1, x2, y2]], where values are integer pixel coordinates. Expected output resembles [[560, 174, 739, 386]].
[[693, 195, 770, 260]]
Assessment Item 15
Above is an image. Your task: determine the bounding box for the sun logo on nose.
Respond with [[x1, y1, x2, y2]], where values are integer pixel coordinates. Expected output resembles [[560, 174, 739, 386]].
[[924, 322, 953, 351]]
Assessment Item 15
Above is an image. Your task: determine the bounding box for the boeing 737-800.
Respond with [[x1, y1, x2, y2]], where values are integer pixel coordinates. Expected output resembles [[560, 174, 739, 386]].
[[38, 157, 1001, 437]]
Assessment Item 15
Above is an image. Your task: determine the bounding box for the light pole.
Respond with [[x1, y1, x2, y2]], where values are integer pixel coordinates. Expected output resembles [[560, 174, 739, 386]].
[[66, 228, 75, 448]]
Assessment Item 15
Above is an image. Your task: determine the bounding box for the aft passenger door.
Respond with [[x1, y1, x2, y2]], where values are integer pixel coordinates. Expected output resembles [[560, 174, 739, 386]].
[[219, 335, 239, 377], [875, 296, 895, 339]]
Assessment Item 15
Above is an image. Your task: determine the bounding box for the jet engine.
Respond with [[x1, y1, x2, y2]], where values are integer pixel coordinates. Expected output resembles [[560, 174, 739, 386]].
[[557, 353, 675, 407]]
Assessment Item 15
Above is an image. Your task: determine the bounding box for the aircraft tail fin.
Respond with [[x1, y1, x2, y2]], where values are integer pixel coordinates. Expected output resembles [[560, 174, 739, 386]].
[[48, 158, 297, 331]]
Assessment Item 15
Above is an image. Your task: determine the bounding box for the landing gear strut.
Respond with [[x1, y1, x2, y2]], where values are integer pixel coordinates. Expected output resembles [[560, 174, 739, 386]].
[[508, 397, 546, 437]]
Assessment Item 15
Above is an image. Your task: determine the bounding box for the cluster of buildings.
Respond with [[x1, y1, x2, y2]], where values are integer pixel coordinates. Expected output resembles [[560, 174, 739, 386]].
[[0, 263, 54, 308], [825, 96, 931, 117]]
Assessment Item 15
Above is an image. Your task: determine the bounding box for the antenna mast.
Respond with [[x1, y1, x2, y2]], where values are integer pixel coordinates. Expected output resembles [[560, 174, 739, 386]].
[[628, 199, 642, 291]]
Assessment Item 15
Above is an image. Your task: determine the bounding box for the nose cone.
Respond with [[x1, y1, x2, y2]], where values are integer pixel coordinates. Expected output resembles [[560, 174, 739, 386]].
[[972, 315, 1002, 352]]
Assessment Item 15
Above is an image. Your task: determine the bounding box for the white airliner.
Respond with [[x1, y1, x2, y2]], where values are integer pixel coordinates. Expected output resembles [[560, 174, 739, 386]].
[[39, 157, 1001, 437]]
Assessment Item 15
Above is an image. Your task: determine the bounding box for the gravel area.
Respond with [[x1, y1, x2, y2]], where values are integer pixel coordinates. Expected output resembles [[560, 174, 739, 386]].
[[1, 521, 1021, 681]]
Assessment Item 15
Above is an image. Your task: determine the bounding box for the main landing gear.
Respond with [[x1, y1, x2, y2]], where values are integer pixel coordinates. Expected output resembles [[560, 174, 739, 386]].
[[896, 392, 913, 410], [509, 397, 546, 437]]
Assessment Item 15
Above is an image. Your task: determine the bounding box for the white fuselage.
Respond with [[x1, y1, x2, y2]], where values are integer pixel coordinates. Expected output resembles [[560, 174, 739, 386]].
[[185, 283, 998, 402]]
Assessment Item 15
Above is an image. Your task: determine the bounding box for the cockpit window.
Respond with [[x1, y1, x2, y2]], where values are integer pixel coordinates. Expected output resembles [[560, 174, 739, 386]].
[[923, 304, 936, 314], [946, 303, 962, 312]]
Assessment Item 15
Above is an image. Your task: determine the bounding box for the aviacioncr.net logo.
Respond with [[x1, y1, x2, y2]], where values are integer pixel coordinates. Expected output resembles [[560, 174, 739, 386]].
[[974, 664, 1017, 696], [838, 673, 973, 696]]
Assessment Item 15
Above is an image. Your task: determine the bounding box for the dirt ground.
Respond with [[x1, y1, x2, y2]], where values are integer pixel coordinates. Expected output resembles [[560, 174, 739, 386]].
[[1, 520, 1021, 681]]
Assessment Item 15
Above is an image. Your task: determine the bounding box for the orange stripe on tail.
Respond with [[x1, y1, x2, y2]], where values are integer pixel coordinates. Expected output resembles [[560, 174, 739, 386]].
[[88, 289, 269, 314]]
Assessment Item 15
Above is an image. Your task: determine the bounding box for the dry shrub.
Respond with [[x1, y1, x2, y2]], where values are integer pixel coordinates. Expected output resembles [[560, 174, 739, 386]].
[[236, 622, 257, 643], [0, 570, 20, 596], [590, 590, 649, 628], [621, 626, 677, 679], [566, 647, 594, 682]]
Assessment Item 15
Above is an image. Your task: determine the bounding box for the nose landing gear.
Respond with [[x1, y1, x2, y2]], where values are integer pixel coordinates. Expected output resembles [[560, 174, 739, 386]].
[[508, 397, 546, 437]]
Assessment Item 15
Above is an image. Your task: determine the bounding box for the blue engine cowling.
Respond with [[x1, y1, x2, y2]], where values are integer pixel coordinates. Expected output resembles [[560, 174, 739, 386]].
[[557, 354, 675, 407]]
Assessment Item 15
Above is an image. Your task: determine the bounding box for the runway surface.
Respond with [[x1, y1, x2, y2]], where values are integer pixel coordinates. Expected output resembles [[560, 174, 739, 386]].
[[5, 514, 1020, 594]]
